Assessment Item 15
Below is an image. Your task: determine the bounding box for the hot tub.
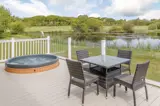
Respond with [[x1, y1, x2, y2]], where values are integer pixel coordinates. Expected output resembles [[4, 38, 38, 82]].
[[5, 54, 59, 74]]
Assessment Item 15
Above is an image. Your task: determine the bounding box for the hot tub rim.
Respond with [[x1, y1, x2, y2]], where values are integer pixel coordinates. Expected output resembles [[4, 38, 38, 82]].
[[5, 54, 59, 69]]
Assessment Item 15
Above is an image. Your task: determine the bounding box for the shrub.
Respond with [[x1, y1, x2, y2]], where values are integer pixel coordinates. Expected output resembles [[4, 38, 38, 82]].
[[148, 22, 160, 30], [10, 21, 24, 34], [148, 23, 157, 30], [156, 22, 160, 29], [123, 23, 134, 33], [109, 26, 124, 33], [72, 22, 88, 33]]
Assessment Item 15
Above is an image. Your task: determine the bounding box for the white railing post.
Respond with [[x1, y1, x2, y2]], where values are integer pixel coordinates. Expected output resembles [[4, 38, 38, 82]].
[[11, 38, 15, 57], [68, 37, 72, 59], [101, 40, 106, 55], [47, 36, 50, 54]]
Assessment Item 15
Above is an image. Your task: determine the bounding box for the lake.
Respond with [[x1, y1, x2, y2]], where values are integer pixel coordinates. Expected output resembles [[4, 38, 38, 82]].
[[105, 37, 160, 50], [26, 31, 160, 50]]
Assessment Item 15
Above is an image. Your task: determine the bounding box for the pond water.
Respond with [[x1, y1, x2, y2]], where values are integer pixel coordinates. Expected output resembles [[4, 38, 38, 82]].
[[26, 31, 160, 50], [105, 37, 160, 49]]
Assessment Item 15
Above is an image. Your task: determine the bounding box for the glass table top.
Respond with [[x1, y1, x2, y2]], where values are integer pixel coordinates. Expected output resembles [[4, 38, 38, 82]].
[[81, 55, 130, 69]]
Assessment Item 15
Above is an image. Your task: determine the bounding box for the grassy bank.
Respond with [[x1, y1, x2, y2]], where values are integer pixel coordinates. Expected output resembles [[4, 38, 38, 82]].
[[25, 26, 73, 32], [25, 25, 160, 34]]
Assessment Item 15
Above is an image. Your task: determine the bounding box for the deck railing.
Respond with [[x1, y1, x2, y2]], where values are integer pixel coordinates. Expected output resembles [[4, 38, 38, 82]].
[[0, 36, 50, 62], [0, 36, 106, 62]]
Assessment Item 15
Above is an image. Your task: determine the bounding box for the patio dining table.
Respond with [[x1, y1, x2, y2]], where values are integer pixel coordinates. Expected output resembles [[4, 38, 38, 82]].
[[81, 55, 130, 97]]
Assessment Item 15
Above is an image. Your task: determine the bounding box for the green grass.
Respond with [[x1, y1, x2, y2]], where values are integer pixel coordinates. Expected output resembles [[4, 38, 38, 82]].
[[25, 26, 73, 32], [101, 26, 112, 32], [133, 26, 149, 33], [25, 25, 160, 34], [53, 43, 160, 82]]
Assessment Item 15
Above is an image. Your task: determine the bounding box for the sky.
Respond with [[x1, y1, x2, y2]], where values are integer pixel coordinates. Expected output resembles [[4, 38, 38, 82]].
[[0, 0, 160, 20]]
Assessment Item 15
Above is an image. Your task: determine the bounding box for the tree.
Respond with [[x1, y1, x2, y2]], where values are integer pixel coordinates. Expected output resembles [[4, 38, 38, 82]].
[[72, 21, 88, 33], [148, 23, 157, 30], [78, 15, 88, 22], [72, 16, 103, 33], [123, 22, 134, 33], [148, 22, 160, 30], [109, 26, 124, 33], [102, 18, 116, 25], [10, 21, 24, 34], [86, 18, 103, 32], [0, 6, 12, 38]]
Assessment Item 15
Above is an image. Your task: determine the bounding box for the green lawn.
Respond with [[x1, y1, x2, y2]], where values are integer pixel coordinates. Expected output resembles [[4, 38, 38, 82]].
[[25, 26, 73, 32], [133, 26, 149, 33], [25, 25, 158, 34], [53, 43, 160, 82]]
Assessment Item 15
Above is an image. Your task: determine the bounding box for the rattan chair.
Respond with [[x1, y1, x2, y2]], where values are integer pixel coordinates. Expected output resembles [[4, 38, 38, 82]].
[[116, 49, 132, 74], [76, 50, 97, 71], [113, 61, 150, 106], [66, 59, 99, 104]]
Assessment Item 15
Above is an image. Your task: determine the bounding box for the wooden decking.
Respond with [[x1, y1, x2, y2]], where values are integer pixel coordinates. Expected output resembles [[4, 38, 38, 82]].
[[0, 59, 160, 106]]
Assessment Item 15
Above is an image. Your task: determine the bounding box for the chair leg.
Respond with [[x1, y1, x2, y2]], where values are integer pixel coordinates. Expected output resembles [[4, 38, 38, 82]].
[[68, 81, 71, 97], [106, 85, 108, 98], [129, 69, 131, 75], [97, 81, 99, 95], [125, 86, 128, 93], [144, 85, 148, 101], [82, 88, 85, 104], [133, 90, 136, 106], [113, 85, 116, 97]]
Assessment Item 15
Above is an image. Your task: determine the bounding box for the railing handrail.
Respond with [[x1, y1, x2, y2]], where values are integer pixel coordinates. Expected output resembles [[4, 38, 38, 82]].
[[0, 38, 48, 43], [0, 36, 50, 62]]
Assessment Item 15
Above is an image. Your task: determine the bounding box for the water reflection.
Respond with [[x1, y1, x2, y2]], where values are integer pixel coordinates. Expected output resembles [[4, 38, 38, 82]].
[[106, 38, 160, 49]]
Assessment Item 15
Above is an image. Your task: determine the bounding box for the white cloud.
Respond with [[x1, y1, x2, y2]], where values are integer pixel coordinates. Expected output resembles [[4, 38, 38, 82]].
[[104, 0, 159, 17], [139, 10, 160, 20], [49, 0, 75, 5], [0, 0, 54, 17], [89, 13, 100, 17], [49, 0, 97, 16]]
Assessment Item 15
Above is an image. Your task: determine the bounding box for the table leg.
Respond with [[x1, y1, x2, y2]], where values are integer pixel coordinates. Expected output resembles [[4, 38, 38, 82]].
[[106, 68, 108, 98], [119, 64, 122, 87]]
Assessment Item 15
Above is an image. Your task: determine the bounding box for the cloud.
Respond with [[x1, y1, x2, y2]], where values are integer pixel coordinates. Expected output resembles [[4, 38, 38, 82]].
[[104, 0, 159, 17], [49, 0, 75, 5], [89, 13, 100, 17], [0, 0, 54, 17], [49, 0, 97, 16], [139, 10, 160, 20]]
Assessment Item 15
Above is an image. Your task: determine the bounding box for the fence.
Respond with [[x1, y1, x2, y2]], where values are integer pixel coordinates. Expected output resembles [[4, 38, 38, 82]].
[[50, 37, 105, 59], [0, 36, 106, 62], [50, 36, 68, 57], [0, 36, 50, 62]]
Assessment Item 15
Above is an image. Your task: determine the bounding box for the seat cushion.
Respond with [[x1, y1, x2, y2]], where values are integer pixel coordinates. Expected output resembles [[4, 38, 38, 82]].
[[71, 71, 99, 87], [114, 74, 133, 88], [84, 71, 99, 86]]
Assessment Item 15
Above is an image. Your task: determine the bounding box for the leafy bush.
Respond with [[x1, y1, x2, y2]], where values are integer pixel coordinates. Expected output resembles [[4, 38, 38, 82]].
[[123, 23, 134, 33], [72, 22, 88, 33], [148, 23, 157, 30], [148, 22, 160, 30], [10, 21, 24, 34], [86, 18, 103, 32], [156, 22, 160, 29], [0, 6, 12, 38], [109, 26, 124, 33]]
